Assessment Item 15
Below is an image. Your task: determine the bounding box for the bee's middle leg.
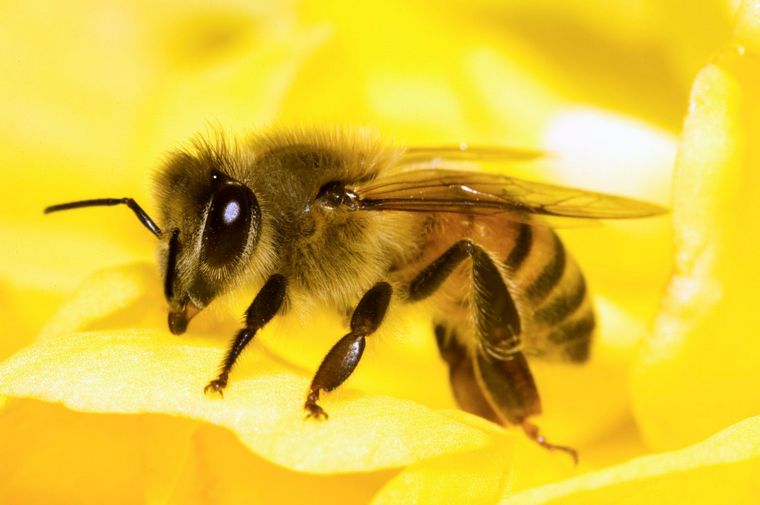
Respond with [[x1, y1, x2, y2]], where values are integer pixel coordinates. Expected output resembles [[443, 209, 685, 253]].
[[304, 282, 392, 420]]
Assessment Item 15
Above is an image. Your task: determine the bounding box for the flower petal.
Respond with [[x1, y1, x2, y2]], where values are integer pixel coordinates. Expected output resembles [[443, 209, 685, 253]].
[[0, 399, 394, 504], [377, 404, 751, 505], [168, 423, 395, 504], [0, 328, 498, 473], [630, 0, 760, 450], [372, 438, 576, 505], [0, 264, 500, 474], [369, 415, 749, 504], [500, 415, 760, 504]]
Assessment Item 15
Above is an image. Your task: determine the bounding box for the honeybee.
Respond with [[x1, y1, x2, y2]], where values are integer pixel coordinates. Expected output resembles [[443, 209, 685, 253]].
[[45, 128, 664, 460]]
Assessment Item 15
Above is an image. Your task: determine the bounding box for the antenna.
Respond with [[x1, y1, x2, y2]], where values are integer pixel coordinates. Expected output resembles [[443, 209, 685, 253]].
[[44, 198, 162, 238]]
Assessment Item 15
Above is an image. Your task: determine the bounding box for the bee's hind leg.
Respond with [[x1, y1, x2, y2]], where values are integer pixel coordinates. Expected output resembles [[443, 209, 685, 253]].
[[468, 246, 578, 462], [439, 336, 576, 461], [434, 324, 500, 424], [410, 240, 577, 461], [521, 421, 578, 463], [474, 347, 578, 463], [304, 282, 392, 420]]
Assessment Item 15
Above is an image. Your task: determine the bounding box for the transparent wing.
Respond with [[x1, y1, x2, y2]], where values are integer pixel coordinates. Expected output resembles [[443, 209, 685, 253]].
[[352, 168, 666, 220], [399, 145, 545, 166]]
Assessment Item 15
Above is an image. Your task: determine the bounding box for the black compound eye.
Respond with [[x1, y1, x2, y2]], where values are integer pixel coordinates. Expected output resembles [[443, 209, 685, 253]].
[[201, 183, 258, 267]]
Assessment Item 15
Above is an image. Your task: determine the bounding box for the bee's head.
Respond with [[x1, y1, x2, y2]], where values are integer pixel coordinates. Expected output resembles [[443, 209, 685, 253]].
[[155, 144, 262, 335], [45, 139, 265, 336]]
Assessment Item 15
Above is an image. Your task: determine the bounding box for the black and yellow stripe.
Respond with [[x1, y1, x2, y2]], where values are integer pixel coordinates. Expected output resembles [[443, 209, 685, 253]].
[[504, 223, 532, 271], [524, 233, 566, 302], [502, 226, 594, 362]]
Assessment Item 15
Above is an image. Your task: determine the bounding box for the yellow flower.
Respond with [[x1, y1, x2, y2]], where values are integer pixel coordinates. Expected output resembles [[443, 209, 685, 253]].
[[1, 0, 758, 503]]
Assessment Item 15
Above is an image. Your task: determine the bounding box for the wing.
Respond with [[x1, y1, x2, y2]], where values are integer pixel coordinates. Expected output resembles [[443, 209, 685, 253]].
[[399, 145, 545, 166], [352, 168, 666, 220]]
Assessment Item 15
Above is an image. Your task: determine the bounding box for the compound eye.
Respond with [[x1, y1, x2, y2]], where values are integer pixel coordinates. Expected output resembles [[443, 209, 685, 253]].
[[201, 183, 257, 267]]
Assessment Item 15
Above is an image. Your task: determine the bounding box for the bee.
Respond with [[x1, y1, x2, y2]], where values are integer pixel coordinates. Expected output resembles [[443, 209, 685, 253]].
[[45, 128, 665, 460]]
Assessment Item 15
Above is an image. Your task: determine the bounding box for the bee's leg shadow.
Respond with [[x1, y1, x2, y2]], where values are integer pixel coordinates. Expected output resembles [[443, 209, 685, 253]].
[[304, 282, 392, 419]]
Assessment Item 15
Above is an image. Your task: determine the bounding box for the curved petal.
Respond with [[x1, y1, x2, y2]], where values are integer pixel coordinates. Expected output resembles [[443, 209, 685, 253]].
[[630, 0, 760, 450], [373, 415, 760, 504], [0, 264, 499, 474], [502, 415, 760, 504], [0, 399, 394, 504]]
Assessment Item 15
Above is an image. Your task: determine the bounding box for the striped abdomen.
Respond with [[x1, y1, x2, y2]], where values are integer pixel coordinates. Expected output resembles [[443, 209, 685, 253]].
[[503, 223, 594, 362]]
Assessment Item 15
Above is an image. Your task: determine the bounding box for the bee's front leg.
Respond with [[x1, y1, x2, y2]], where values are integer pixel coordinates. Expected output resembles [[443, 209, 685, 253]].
[[204, 274, 287, 397], [304, 282, 392, 420]]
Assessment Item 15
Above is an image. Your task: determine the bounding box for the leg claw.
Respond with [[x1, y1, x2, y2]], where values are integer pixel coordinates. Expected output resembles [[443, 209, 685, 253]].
[[522, 422, 578, 464], [204, 378, 227, 398], [304, 401, 329, 420]]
